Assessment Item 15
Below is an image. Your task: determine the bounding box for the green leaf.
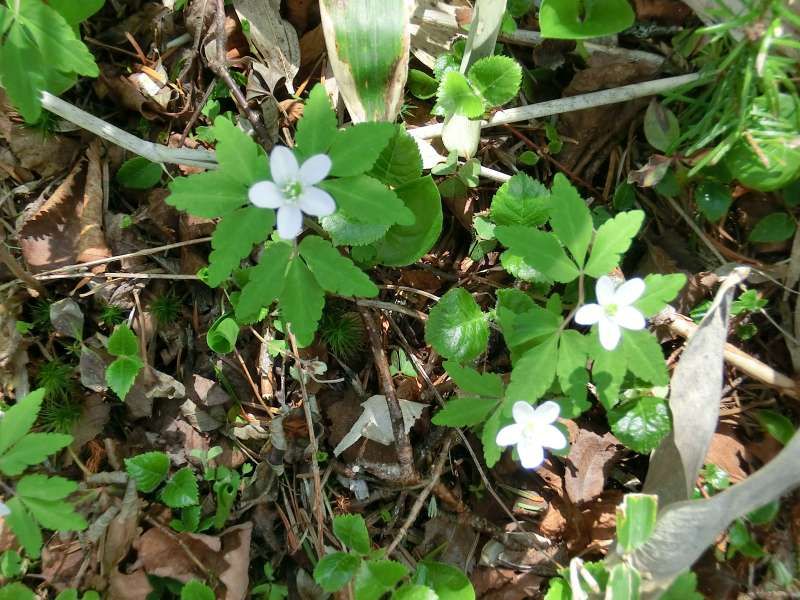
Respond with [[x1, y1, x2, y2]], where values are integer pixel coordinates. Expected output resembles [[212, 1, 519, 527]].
[[206, 315, 239, 354], [592, 345, 626, 409], [425, 288, 489, 363], [372, 176, 443, 267], [417, 560, 475, 600], [161, 467, 199, 508], [367, 126, 423, 187], [394, 585, 439, 600], [166, 171, 246, 218], [0, 550, 22, 579], [19, 496, 86, 532], [432, 397, 499, 427], [235, 242, 292, 323], [320, 176, 414, 227], [106, 356, 144, 401], [107, 324, 139, 357], [408, 69, 438, 99], [608, 396, 671, 454], [0, 583, 34, 600], [0, 433, 73, 476], [481, 407, 503, 468], [48, 0, 105, 26], [643, 100, 680, 152], [548, 173, 592, 266], [313, 552, 361, 592], [584, 210, 645, 278], [125, 451, 170, 493], [4, 497, 42, 559], [321, 211, 392, 247], [557, 330, 589, 410], [0, 389, 45, 455], [16, 475, 77, 501], [333, 514, 370, 554], [436, 71, 484, 118], [755, 409, 795, 445], [490, 174, 550, 227], [495, 226, 579, 283], [213, 116, 268, 185], [621, 330, 668, 386], [299, 236, 378, 297], [635, 273, 687, 317], [499, 304, 560, 351], [467, 55, 521, 107], [181, 580, 215, 600], [444, 361, 504, 398], [616, 493, 658, 553], [505, 335, 559, 402], [499, 251, 546, 283], [539, 0, 635, 39], [295, 84, 337, 157], [280, 256, 325, 347], [328, 122, 396, 177], [543, 577, 570, 600], [605, 563, 640, 600], [206, 207, 274, 287], [0, 28, 47, 122], [748, 212, 797, 243], [660, 572, 703, 600], [116, 158, 162, 189], [694, 180, 732, 222], [355, 559, 408, 600]]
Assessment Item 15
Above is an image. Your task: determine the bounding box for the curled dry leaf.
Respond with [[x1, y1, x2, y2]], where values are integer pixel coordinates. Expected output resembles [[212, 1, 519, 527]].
[[564, 429, 623, 505]]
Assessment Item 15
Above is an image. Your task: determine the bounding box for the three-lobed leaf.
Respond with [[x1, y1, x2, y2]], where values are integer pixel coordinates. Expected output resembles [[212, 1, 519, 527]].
[[166, 171, 246, 218], [299, 237, 378, 297], [436, 71, 484, 118], [495, 226, 579, 283], [235, 242, 292, 324], [425, 288, 489, 363], [161, 467, 199, 508], [467, 55, 521, 107], [584, 210, 644, 278], [333, 514, 370, 554], [313, 552, 361, 592], [125, 451, 170, 493], [206, 207, 275, 287]]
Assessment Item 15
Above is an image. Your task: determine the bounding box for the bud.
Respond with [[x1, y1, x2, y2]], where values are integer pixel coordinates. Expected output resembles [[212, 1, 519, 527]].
[[441, 114, 480, 159]]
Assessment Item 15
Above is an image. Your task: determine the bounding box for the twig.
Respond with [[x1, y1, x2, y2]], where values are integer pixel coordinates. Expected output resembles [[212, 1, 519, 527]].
[[665, 196, 727, 264], [34, 272, 200, 281], [386, 430, 457, 555], [357, 307, 418, 484], [0, 234, 45, 296], [355, 299, 427, 321], [409, 73, 702, 140]]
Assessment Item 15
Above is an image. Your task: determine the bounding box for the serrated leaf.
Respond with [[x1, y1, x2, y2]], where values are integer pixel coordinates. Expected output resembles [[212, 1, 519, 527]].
[[467, 55, 521, 107], [548, 173, 592, 266], [621, 330, 668, 386], [0, 389, 45, 455], [4, 497, 42, 559], [436, 71, 484, 118], [432, 397, 499, 427], [635, 273, 687, 317], [616, 493, 658, 553], [166, 171, 246, 218], [299, 236, 378, 297], [313, 552, 361, 592], [584, 210, 644, 278], [557, 330, 589, 409], [482, 407, 503, 467], [490, 174, 550, 227], [19, 496, 86, 532], [328, 122, 396, 177], [539, 0, 635, 39], [48, 0, 105, 26], [320, 176, 414, 227], [125, 451, 170, 493], [444, 361, 504, 398], [0, 29, 47, 122], [500, 304, 561, 351], [372, 175, 443, 267], [505, 335, 559, 402], [425, 288, 489, 363], [495, 226, 579, 283], [592, 344, 626, 410], [181, 580, 215, 600], [16, 475, 77, 501], [206, 207, 274, 287], [161, 467, 199, 508], [106, 356, 143, 401], [333, 514, 370, 554], [280, 256, 325, 347], [107, 324, 139, 357], [321, 211, 391, 247], [213, 116, 269, 185], [394, 584, 438, 600], [0, 433, 73, 476], [500, 251, 546, 283], [355, 559, 409, 600], [234, 242, 292, 323], [608, 396, 671, 454], [295, 84, 337, 157], [116, 158, 162, 189], [367, 126, 423, 187]]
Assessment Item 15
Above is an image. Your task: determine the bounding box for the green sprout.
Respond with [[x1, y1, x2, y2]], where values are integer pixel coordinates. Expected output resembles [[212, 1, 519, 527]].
[[319, 305, 366, 360], [35, 359, 75, 402], [150, 292, 182, 326], [39, 397, 83, 433], [99, 303, 126, 327]]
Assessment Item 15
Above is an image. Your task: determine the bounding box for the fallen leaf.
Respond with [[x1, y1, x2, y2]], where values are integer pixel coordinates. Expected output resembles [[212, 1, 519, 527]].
[[50, 297, 84, 340], [564, 429, 622, 504], [0, 292, 29, 399], [71, 394, 111, 450], [471, 567, 544, 600], [108, 568, 153, 600], [125, 367, 186, 420], [332, 394, 427, 456], [101, 479, 141, 574]]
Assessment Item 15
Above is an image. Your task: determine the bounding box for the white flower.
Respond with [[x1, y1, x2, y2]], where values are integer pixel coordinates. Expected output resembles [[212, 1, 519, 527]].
[[575, 276, 646, 351], [496, 401, 567, 469], [248, 146, 336, 240], [0, 501, 9, 518]]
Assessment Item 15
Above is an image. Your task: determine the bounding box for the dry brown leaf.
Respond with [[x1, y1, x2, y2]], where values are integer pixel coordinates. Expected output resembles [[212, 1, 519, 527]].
[[71, 394, 111, 450], [101, 479, 141, 575], [298, 24, 325, 70], [471, 567, 544, 600], [634, 0, 693, 23], [286, 0, 318, 34], [704, 422, 751, 481], [108, 568, 154, 600], [579, 489, 625, 553], [0, 292, 29, 399], [564, 429, 622, 505]]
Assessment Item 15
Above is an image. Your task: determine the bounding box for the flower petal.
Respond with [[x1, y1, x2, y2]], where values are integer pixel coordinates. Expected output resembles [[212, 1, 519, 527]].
[[270, 146, 299, 186], [276, 205, 303, 240], [595, 275, 617, 306], [539, 424, 567, 450], [598, 317, 621, 351], [614, 305, 646, 331], [517, 438, 545, 469], [248, 181, 284, 208], [299, 154, 332, 186], [614, 278, 646, 306], [298, 186, 336, 217], [533, 400, 561, 424], [512, 401, 536, 425], [496, 423, 523, 447], [0, 501, 9, 518], [574, 303, 603, 325]]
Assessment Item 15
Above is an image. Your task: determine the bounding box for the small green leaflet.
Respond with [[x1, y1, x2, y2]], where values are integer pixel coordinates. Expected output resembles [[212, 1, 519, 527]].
[[235, 242, 292, 323], [328, 122, 396, 177], [584, 210, 644, 278], [539, 0, 635, 39], [206, 207, 275, 287], [432, 397, 499, 427], [4, 498, 42, 559], [48, 0, 105, 28], [280, 256, 326, 347], [0, 583, 35, 600], [435, 71, 484, 118], [489, 174, 550, 227], [333, 514, 371, 554], [295, 84, 337, 157], [495, 226, 579, 283], [181, 581, 215, 600], [505, 335, 559, 402], [107, 323, 139, 356], [621, 330, 668, 386], [313, 552, 361, 592], [408, 69, 438, 99], [592, 346, 626, 410], [467, 55, 522, 107], [166, 171, 246, 218], [125, 451, 170, 493], [355, 559, 409, 600], [322, 210, 391, 247], [635, 273, 686, 316], [161, 467, 199, 508], [425, 288, 489, 363], [482, 406, 504, 467], [116, 158, 162, 189], [608, 396, 671, 453], [556, 330, 590, 414], [105, 324, 143, 401], [748, 212, 797, 243], [605, 563, 641, 600], [499, 303, 560, 350], [320, 176, 415, 227], [367, 126, 423, 187], [299, 237, 378, 297], [548, 173, 592, 266], [0, 389, 45, 455], [444, 361, 504, 398], [212, 116, 269, 186], [616, 493, 658, 553], [644, 100, 680, 153]]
